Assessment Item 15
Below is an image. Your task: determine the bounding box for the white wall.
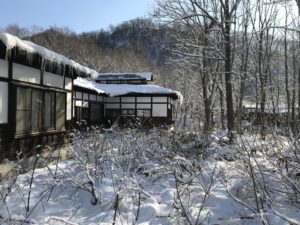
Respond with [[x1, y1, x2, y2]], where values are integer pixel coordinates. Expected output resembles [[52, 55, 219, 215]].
[[0, 82, 8, 124], [65, 77, 72, 90], [13, 63, 40, 84], [43, 72, 63, 88], [121, 104, 135, 109], [121, 97, 135, 102], [153, 97, 167, 102], [152, 104, 167, 117], [136, 104, 151, 109], [66, 92, 72, 120], [137, 97, 151, 103], [0, 59, 8, 78]]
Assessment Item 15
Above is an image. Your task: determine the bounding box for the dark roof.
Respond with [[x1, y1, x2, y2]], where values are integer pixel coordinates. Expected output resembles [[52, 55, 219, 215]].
[[96, 72, 153, 81]]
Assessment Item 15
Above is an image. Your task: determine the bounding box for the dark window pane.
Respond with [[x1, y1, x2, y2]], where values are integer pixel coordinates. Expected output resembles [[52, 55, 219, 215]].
[[90, 103, 103, 121], [56, 92, 66, 130], [32, 90, 43, 130], [137, 109, 150, 118], [45, 92, 54, 129], [16, 87, 31, 134]]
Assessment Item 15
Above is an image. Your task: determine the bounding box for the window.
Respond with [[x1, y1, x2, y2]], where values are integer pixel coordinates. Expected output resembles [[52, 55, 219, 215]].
[[121, 109, 135, 117], [45, 92, 54, 129], [31, 89, 43, 131], [105, 109, 120, 118], [90, 103, 103, 121], [56, 92, 66, 130], [16, 87, 31, 134], [15, 86, 66, 135], [137, 109, 151, 118]]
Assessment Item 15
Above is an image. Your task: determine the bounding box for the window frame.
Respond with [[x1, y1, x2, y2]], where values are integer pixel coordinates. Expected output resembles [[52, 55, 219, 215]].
[[15, 84, 66, 136]]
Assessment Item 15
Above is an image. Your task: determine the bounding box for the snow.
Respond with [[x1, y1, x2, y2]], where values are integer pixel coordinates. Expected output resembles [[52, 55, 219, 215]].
[[74, 77, 183, 102], [0, 128, 299, 225], [96, 72, 153, 81], [0, 32, 98, 77]]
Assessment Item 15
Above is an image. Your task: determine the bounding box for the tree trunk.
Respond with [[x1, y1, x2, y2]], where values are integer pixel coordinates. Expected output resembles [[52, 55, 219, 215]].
[[224, 0, 235, 140]]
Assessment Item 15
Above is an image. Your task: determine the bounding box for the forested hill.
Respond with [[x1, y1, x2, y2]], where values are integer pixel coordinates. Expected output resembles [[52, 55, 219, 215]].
[[19, 18, 174, 74], [80, 18, 174, 66]]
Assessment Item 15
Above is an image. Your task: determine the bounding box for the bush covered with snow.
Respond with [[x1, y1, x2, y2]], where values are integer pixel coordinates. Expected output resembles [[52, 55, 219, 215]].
[[0, 128, 299, 224]]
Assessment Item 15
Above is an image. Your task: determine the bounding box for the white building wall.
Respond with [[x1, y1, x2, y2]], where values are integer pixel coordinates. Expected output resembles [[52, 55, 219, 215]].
[[65, 77, 72, 90], [0, 82, 8, 124], [76, 100, 83, 107], [137, 97, 151, 103], [121, 97, 135, 102], [152, 104, 167, 117], [121, 104, 135, 109], [13, 63, 40, 84], [43, 72, 63, 88], [0, 59, 8, 78], [136, 104, 151, 109], [66, 92, 72, 120], [153, 97, 167, 102]]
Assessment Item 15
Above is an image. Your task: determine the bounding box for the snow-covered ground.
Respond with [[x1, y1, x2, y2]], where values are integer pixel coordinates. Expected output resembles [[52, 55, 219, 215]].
[[0, 128, 299, 225]]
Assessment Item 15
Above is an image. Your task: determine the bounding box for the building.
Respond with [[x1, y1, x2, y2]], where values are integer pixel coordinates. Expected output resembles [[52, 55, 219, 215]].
[[0, 32, 97, 159], [73, 76, 182, 126], [0, 32, 182, 160]]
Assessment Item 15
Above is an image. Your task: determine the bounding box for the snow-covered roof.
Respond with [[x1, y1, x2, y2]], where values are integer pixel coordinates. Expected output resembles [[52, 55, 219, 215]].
[[0, 32, 98, 77], [74, 77, 183, 102], [96, 72, 153, 81]]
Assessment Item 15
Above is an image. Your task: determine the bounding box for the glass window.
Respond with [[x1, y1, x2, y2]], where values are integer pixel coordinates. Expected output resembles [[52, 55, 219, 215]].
[[121, 109, 135, 116], [31, 89, 43, 131], [16, 86, 66, 134], [105, 109, 120, 118], [56, 92, 66, 130], [137, 109, 151, 118], [45, 92, 54, 129], [90, 103, 103, 121], [16, 87, 31, 134]]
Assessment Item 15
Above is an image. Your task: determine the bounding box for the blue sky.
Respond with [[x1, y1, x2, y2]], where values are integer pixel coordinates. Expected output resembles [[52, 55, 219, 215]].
[[0, 0, 155, 33]]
